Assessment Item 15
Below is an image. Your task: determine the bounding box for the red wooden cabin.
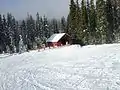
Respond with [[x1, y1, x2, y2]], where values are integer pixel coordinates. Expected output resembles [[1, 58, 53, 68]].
[[46, 33, 71, 47]]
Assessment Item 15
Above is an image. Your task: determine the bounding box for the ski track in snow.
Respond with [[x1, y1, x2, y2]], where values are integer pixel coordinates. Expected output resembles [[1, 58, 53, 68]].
[[0, 44, 120, 90]]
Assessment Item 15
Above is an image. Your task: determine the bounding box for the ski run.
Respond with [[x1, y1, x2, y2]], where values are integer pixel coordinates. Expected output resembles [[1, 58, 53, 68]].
[[0, 44, 120, 90]]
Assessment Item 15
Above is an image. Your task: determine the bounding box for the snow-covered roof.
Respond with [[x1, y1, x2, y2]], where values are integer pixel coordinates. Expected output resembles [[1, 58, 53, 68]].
[[46, 33, 66, 42]]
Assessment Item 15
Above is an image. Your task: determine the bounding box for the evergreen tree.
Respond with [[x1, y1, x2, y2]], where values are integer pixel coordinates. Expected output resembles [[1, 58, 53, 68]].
[[14, 21, 19, 52], [81, 0, 89, 44], [6, 13, 16, 53], [86, 0, 91, 44], [19, 35, 26, 54], [43, 15, 50, 38], [117, 0, 120, 42], [57, 20, 61, 33], [51, 18, 59, 33], [3, 15, 13, 52], [96, 0, 107, 44], [106, 0, 115, 43], [60, 16, 67, 33], [89, 0, 97, 44], [26, 14, 36, 49], [6, 13, 12, 49], [20, 20, 28, 49], [10, 16, 17, 53], [2, 15, 8, 52], [75, 0, 82, 41], [67, 0, 76, 38], [6, 45, 10, 54], [36, 12, 40, 37], [112, 0, 120, 42], [66, 15, 70, 34], [48, 20, 54, 36], [0, 14, 4, 53], [39, 17, 44, 38], [36, 12, 44, 39]]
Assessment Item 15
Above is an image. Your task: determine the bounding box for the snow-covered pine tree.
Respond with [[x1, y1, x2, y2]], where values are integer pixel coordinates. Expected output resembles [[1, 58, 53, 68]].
[[26, 14, 36, 49], [2, 15, 8, 53], [52, 19, 59, 33], [60, 16, 67, 33], [11, 16, 19, 53], [19, 35, 26, 54], [9, 36, 14, 54], [0, 14, 3, 53], [13, 45, 16, 53], [43, 15, 50, 38], [39, 17, 44, 39], [20, 20, 27, 45], [7, 13, 13, 48], [36, 12, 43, 39], [6, 45, 10, 54]]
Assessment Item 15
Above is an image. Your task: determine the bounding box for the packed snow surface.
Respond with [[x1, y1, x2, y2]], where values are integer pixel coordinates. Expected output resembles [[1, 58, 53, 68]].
[[0, 44, 120, 90]]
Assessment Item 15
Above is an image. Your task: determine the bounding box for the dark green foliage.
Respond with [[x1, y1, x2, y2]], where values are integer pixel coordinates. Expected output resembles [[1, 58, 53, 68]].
[[67, 0, 120, 45], [75, 0, 83, 42], [106, 0, 114, 43], [89, 0, 97, 44], [112, 0, 120, 42], [96, 0, 107, 44], [67, 0, 77, 38], [0, 14, 4, 53]]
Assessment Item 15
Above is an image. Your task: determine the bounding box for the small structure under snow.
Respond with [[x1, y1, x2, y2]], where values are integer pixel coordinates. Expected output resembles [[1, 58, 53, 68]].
[[46, 33, 71, 47]]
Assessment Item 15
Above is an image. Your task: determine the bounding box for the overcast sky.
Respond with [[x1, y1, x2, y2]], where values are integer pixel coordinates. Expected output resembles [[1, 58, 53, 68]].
[[0, 0, 70, 19]]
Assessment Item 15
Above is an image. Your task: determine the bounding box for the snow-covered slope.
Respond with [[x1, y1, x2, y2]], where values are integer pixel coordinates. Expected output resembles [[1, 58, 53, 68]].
[[0, 44, 120, 90]]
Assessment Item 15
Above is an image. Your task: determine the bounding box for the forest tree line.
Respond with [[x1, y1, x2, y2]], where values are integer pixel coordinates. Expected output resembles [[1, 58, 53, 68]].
[[0, 13, 67, 53], [0, 0, 120, 53], [67, 0, 120, 45]]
